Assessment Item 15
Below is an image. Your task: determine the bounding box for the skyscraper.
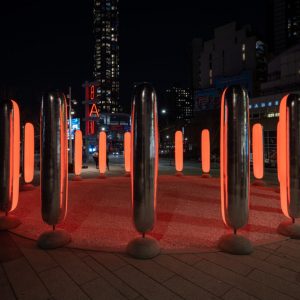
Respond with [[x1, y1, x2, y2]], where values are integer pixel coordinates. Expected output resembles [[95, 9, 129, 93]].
[[93, 0, 120, 113], [272, 0, 300, 54]]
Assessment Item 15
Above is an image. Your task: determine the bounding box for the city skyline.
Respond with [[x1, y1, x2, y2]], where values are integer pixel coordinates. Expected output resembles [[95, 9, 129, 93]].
[[0, 0, 267, 116]]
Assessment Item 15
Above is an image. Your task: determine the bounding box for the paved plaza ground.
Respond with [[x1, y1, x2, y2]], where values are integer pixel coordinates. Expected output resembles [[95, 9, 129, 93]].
[[2, 156, 299, 300]]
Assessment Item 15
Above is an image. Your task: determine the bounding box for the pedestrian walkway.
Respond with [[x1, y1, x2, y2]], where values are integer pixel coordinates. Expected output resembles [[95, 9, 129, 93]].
[[1, 232, 300, 300]]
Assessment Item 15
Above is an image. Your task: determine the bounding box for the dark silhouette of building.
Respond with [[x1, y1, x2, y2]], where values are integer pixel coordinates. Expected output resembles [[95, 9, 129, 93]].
[[271, 0, 300, 54]]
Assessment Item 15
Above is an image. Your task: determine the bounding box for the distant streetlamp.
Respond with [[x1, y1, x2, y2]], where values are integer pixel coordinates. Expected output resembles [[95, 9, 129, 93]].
[[161, 109, 167, 114]]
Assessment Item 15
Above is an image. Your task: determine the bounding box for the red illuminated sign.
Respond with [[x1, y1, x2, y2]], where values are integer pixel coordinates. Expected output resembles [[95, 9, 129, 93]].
[[89, 104, 99, 117], [90, 85, 95, 100], [87, 121, 95, 135]]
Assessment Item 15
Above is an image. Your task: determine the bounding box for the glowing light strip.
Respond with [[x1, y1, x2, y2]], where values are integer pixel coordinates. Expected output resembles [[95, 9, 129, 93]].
[[278, 95, 289, 218], [99, 132, 107, 175], [220, 89, 228, 226], [201, 129, 210, 174], [252, 123, 264, 179], [175, 131, 183, 172], [74, 130, 82, 176], [24, 123, 35, 184], [124, 132, 131, 173], [10, 100, 20, 212]]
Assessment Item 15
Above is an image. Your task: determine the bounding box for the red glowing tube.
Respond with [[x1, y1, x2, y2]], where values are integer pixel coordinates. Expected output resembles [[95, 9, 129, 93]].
[[11, 100, 20, 212], [99, 132, 107, 175], [74, 130, 83, 176], [24, 123, 35, 184], [252, 123, 264, 180], [124, 132, 131, 173], [276, 121, 280, 183], [201, 129, 210, 174], [175, 131, 183, 172]]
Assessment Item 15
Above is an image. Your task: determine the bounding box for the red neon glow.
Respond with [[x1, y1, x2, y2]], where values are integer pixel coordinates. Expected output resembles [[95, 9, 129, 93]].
[[124, 132, 131, 173], [88, 121, 95, 135], [74, 130, 83, 176], [10, 100, 20, 212], [99, 132, 107, 175], [277, 121, 280, 183], [252, 123, 264, 180], [154, 103, 159, 210], [175, 131, 183, 172], [201, 129, 210, 174], [278, 95, 290, 218], [24, 123, 34, 184], [220, 89, 229, 227], [89, 104, 99, 117], [90, 85, 95, 100]]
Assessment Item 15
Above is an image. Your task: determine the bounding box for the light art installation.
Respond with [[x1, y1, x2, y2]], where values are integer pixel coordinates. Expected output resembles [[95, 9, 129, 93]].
[[219, 86, 253, 254], [127, 83, 160, 259], [38, 92, 71, 249], [175, 131, 183, 173], [0, 100, 21, 230], [201, 129, 210, 177], [277, 94, 300, 238]]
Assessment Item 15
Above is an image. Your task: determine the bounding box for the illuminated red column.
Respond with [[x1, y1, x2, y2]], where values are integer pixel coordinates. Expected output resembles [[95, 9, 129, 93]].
[[277, 94, 300, 238], [201, 129, 210, 177], [73, 130, 83, 180], [124, 132, 131, 174], [0, 100, 21, 230], [252, 123, 264, 184], [219, 86, 253, 255], [99, 131, 107, 177], [38, 92, 70, 249], [175, 131, 183, 174]]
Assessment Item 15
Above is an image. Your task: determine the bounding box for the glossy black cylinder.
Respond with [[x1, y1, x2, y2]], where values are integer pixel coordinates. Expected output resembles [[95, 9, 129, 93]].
[[221, 86, 250, 230], [40, 92, 68, 225], [131, 83, 159, 234]]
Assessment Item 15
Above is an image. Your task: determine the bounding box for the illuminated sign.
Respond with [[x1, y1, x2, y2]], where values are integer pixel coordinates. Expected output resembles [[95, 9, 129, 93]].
[[89, 103, 99, 117], [90, 85, 95, 100]]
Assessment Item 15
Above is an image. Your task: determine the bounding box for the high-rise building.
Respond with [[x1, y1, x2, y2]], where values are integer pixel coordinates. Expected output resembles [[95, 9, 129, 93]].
[[271, 0, 300, 54], [163, 87, 193, 125], [93, 0, 120, 113]]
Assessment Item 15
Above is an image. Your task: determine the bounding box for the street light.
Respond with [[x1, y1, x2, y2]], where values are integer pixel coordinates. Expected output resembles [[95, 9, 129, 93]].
[[161, 109, 167, 114]]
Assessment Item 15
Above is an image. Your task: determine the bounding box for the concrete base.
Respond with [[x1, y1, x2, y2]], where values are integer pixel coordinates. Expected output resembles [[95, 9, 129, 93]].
[[251, 180, 266, 187], [127, 236, 160, 259], [218, 233, 253, 255], [98, 174, 106, 179], [0, 215, 21, 231], [277, 221, 300, 239], [176, 172, 183, 177], [125, 172, 130, 177], [72, 175, 83, 181], [201, 173, 211, 178], [37, 229, 71, 249], [20, 184, 35, 192]]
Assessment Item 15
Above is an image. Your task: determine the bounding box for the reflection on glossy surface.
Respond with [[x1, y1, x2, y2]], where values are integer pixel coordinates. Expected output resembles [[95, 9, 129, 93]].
[[131, 83, 158, 234], [0, 100, 20, 213], [40, 92, 68, 225], [220, 86, 250, 231]]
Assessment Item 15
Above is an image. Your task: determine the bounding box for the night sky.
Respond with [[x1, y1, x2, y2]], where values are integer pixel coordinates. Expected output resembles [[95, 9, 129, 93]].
[[0, 0, 268, 118]]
